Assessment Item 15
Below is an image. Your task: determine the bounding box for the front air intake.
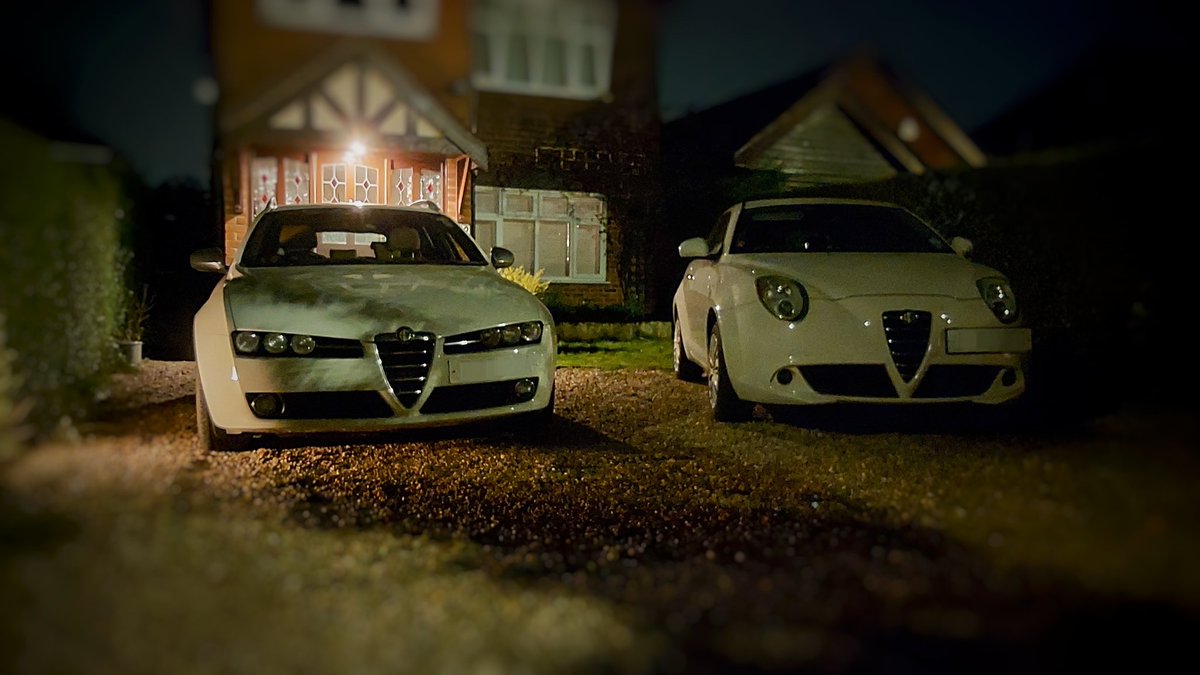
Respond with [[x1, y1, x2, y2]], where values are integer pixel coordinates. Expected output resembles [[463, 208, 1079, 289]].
[[881, 310, 931, 382], [374, 332, 436, 408]]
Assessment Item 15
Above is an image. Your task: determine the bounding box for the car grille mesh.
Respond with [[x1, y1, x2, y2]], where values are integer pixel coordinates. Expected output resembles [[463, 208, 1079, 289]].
[[421, 379, 538, 414], [882, 310, 931, 382], [374, 332, 436, 408], [799, 365, 897, 398], [914, 365, 1002, 398]]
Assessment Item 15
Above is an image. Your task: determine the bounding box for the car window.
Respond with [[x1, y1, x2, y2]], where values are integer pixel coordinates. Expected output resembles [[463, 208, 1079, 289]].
[[705, 211, 732, 255], [240, 208, 489, 267], [729, 204, 951, 254]]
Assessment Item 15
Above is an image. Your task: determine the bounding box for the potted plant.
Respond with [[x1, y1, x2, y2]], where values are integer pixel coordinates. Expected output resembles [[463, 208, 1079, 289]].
[[117, 284, 152, 367]]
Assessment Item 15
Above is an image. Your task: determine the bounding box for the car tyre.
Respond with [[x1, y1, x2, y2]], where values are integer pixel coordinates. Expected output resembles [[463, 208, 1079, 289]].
[[673, 318, 704, 382], [707, 324, 751, 422], [196, 378, 250, 452]]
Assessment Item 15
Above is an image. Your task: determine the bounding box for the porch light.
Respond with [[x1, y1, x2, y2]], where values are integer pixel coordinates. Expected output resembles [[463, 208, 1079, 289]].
[[344, 139, 366, 162]]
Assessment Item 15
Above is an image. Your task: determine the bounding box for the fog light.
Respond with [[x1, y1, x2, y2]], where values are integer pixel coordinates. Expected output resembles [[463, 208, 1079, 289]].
[[513, 378, 537, 400], [249, 394, 283, 418], [1001, 368, 1017, 387], [775, 368, 794, 385]]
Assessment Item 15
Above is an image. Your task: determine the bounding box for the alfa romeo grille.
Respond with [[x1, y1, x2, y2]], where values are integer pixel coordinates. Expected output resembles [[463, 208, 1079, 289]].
[[374, 332, 436, 408], [882, 310, 931, 382]]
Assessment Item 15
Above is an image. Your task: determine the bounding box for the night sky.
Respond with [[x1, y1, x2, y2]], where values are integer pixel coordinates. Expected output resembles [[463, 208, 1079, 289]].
[[1, 0, 1187, 187]]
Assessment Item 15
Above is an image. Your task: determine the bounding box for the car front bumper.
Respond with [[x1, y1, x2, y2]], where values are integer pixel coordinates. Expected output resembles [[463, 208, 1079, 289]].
[[717, 295, 1031, 406], [196, 334, 555, 435]]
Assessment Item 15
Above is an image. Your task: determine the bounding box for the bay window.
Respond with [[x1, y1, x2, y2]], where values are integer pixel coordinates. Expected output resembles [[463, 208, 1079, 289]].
[[474, 186, 607, 283]]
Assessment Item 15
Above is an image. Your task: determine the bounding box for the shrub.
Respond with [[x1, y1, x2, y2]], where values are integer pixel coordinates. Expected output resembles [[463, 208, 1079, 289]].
[[0, 314, 31, 460], [0, 119, 126, 438], [117, 283, 154, 343], [498, 265, 549, 298]]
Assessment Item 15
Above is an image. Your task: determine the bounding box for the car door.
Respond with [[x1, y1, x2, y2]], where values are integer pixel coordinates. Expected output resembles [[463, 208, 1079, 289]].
[[680, 208, 736, 357]]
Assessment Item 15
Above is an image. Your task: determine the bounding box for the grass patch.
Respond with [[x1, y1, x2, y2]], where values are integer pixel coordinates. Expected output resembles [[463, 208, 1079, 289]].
[[556, 338, 671, 370]]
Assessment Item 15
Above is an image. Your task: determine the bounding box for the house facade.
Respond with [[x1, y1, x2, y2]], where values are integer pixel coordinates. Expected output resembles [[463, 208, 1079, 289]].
[[211, 0, 661, 312]]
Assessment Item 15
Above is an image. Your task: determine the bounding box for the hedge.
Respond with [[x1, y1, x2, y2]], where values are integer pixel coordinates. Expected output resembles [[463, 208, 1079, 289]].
[[0, 119, 127, 439]]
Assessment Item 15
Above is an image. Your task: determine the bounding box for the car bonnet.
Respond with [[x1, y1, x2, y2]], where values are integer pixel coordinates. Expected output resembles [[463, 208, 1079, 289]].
[[222, 265, 550, 338]]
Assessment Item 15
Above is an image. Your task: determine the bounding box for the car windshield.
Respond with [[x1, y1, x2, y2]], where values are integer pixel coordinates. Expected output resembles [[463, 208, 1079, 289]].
[[239, 207, 489, 267], [729, 204, 952, 254]]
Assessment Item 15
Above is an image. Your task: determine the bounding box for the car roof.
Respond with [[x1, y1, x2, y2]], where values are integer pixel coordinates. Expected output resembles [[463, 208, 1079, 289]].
[[741, 197, 906, 210]]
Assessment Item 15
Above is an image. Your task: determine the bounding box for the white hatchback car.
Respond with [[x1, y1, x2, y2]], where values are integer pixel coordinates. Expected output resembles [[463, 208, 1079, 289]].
[[190, 204, 555, 450], [672, 198, 1031, 421]]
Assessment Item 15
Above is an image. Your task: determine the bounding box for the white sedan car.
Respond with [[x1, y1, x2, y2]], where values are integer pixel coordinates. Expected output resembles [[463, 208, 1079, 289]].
[[672, 198, 1031, 421], [190, 204, 555, 450]]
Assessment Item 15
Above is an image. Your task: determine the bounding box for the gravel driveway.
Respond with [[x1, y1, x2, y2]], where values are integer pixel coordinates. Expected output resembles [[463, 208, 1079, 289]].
[[2, 361, 1198, 674]]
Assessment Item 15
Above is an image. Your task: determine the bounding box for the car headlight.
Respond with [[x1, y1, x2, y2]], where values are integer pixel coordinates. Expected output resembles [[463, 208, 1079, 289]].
[[977, 277, 1019, 323], [231, 331, 358, 357], [755, 276, 809, 321], [233, 331, 261, 354], [263, 333, 290, 354], [290, 334, 316, 355], [444, 321, 544, 354]]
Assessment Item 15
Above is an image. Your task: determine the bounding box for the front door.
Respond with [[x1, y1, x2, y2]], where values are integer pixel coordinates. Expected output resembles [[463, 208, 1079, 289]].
[[316, 152, 385, 205]]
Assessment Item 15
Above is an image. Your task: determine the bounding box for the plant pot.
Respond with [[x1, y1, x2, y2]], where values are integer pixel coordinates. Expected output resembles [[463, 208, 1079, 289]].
[[118, 340, 143, 367]]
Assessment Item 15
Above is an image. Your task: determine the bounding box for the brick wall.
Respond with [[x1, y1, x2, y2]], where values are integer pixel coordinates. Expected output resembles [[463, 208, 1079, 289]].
[[473, 0, 663, 313]]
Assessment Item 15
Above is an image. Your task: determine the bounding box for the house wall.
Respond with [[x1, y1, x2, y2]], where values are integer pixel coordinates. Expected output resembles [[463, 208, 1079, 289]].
[[211, 0, 471, 127], [473, 0, 662, 311], [221, 150, 250, 262]]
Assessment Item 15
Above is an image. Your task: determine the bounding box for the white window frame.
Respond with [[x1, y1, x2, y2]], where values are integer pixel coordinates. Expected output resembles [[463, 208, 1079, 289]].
[[475, 186, 607, 284], [471, 0, 616, 100], [255, 0, 440, 41]]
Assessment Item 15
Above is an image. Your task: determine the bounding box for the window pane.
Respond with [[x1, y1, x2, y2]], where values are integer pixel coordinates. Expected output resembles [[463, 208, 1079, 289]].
[[419, 169, 441, 206], [502, 219, 535, 271], [539, 221, 569, 277], [283, 157, 309, 205], [390, 167, 413, 206], [474, 219, 496, 255], [321, 164, 346, 203], [473, 33, 491, 75], [504, 191, 534, 214], [252, 157, 278, 216], [544, 37, 566, 86], [475, 186, 499, 214], [580, 44, 596, 86], [506, 34, 530, 82], [355, 165, 379, 204], [574, 224, 601, 276], [540, 194, 569, 218], [572, 195, 604, 222]]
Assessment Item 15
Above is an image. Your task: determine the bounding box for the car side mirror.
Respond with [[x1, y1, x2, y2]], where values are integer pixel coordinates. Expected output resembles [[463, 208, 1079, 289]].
[[190, 247, 228, 274], [951, 236, 974, 259], [491, 246, 515, 269], [678, 237, 710, 259]]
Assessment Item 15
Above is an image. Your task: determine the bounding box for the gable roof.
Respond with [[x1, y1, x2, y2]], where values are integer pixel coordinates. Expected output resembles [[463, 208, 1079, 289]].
[[220, 40, 487, 169], [666, 54, 984, 177]]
